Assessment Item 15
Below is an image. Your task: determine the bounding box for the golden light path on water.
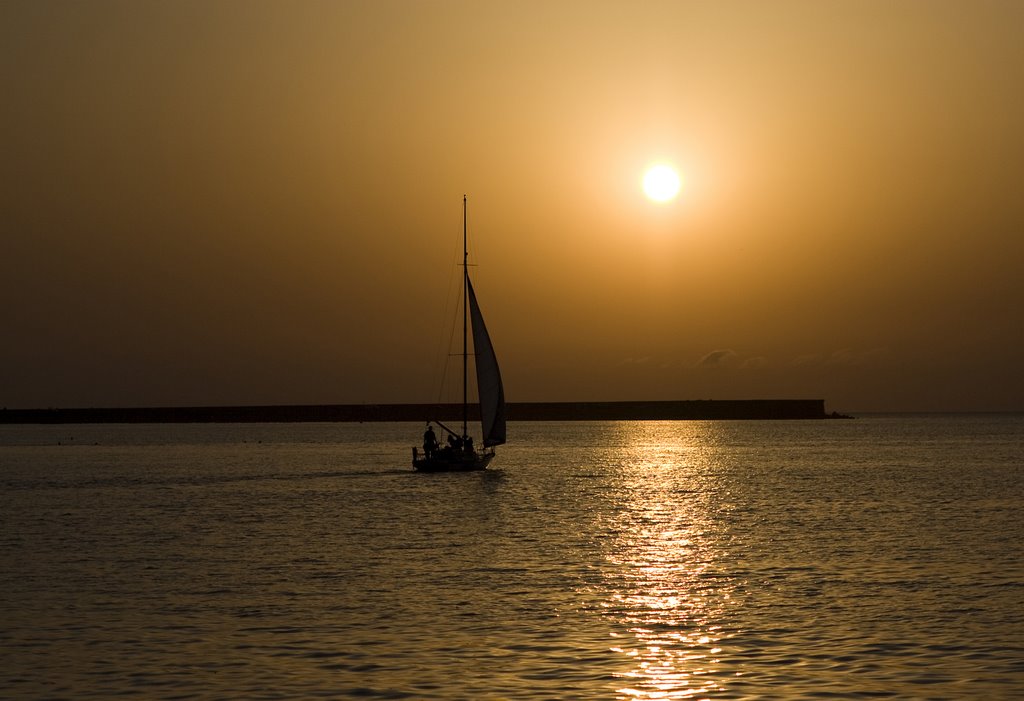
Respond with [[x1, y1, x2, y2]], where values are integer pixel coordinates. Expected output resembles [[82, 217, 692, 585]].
[[597, 422, 737, 699]]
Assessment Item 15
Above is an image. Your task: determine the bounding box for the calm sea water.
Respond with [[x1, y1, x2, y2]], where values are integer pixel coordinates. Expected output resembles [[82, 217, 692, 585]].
[[1, 416, 1022, 699]]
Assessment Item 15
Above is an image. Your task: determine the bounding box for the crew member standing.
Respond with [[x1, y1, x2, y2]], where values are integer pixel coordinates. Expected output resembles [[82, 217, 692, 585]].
[[423, 424, 438, 458]]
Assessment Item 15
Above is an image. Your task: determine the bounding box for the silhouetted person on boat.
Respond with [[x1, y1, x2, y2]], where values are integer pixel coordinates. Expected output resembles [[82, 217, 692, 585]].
[[464, 436, 474, 454], [423, 424, 438, 458]]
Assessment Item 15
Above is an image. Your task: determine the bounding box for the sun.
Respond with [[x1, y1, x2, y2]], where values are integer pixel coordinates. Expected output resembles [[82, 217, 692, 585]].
[[642, 164, 681, 202]]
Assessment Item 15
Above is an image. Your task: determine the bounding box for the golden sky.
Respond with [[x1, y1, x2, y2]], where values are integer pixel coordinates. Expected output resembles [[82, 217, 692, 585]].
[[2, 1, 1022, 411]]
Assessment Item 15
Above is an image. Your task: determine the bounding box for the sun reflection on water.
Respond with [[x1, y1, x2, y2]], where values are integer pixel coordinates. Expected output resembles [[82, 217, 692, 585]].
[[597, 422, 737, 699]]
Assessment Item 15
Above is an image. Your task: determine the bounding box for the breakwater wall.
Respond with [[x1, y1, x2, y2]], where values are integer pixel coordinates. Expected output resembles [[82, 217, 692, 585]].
[[1, 399, 825, 423]]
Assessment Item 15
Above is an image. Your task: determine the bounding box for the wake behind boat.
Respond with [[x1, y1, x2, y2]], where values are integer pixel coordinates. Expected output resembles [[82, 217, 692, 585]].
[[412, 196, 506, 472]]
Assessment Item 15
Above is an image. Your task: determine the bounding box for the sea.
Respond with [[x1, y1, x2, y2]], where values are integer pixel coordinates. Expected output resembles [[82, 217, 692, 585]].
[[1, 415, 1022, 700]]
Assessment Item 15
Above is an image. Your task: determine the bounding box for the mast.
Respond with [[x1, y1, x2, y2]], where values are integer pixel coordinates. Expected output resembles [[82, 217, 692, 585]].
[[462, 194, 468, 440]]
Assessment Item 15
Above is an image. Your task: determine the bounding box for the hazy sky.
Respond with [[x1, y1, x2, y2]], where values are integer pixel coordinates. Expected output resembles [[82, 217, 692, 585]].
[[3, 1, 1022, 412]]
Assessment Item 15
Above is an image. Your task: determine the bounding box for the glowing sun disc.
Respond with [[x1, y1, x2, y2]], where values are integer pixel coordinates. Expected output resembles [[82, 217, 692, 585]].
[[643, 164, 681, 202]]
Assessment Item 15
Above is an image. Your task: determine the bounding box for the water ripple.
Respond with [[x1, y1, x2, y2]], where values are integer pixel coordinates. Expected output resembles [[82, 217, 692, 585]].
[[1, 418, 1022, 698]]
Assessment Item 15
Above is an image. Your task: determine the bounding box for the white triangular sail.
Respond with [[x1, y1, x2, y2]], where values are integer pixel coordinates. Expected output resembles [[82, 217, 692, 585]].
[[467, 277, 506, 447]]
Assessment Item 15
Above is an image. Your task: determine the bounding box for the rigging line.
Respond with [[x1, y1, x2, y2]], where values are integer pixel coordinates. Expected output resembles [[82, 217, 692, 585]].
[[430, 255, 457, 403], [463, 194, 468, 439], [437, 286, 461, 405], [432, 202, 469, 405]]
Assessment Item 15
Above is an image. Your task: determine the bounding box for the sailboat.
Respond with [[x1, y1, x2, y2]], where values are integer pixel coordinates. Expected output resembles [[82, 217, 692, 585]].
[[412, 196, 506, 472]]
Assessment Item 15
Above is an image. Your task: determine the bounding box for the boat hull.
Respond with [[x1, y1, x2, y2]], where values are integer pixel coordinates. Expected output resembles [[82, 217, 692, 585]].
[[412, 449, 494, 472]]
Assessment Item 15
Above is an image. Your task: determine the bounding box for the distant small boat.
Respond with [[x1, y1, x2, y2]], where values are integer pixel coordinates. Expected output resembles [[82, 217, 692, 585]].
[[412, 196, 506, 472]]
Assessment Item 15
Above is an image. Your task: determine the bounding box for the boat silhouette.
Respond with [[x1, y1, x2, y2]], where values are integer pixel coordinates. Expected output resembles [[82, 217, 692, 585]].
[[412, 196, 506, 472]]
